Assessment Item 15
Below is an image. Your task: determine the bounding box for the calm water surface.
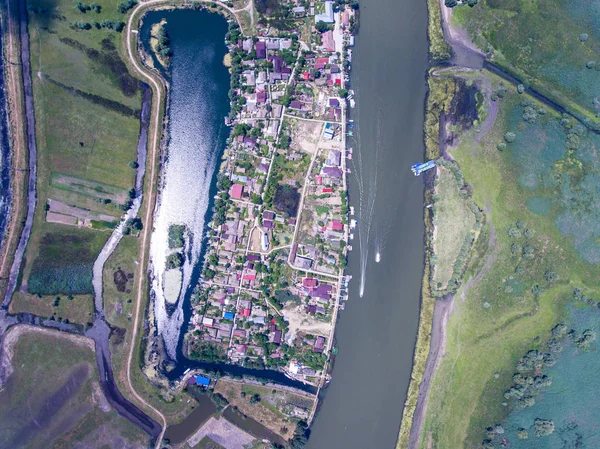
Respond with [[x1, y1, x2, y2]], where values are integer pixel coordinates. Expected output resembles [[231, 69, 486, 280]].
[[141, 10, 230, 359], [306, 0, 429, 447]]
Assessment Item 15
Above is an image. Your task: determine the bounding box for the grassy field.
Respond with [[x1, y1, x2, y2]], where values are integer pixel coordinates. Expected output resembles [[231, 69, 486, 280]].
[[431, 163, 477, 292], [419, 70, 600, 448], [0, 326, 148, 448], [10, 0, 143, 319], [452, 0, 600, 126], [214, 379, 313, 441], [103, 235, 139, 329]]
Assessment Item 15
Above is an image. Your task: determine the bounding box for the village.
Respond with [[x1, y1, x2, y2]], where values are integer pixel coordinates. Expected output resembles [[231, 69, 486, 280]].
[[184, 0, 358, 388]]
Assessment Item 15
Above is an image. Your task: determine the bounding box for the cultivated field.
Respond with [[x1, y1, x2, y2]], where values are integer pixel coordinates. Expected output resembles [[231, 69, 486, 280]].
[[11, 0, 143, 320]]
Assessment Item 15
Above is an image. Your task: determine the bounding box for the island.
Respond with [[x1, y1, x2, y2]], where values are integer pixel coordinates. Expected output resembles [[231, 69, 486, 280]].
[[0, 0, 360, 448]]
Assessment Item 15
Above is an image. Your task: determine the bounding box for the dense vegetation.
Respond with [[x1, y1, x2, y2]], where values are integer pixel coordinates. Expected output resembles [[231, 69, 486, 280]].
[[28, 230, 106, 295]]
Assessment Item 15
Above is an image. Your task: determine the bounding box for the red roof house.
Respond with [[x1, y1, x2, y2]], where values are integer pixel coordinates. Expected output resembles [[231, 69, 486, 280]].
[[230, 184, 244, 199], [303, 278, 318, 288], [330, 220, 343, 231]]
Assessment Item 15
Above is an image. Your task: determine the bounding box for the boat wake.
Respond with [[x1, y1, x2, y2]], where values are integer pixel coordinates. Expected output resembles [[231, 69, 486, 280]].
[[351, 95, 382, 297]]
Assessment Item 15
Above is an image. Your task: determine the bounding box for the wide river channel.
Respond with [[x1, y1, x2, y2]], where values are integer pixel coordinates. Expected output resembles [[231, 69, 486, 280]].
[[142, 0, 429, 446]]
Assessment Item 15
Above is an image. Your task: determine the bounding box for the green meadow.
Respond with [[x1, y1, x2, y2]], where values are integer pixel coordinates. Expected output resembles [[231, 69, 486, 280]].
[[453, 0, 600, 126], [420, 70, 600, 448]]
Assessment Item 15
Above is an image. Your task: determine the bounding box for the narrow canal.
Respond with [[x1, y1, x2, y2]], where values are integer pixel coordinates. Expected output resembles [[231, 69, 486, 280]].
[[0, 19, 12, 258], [306, 0, 429, 446]]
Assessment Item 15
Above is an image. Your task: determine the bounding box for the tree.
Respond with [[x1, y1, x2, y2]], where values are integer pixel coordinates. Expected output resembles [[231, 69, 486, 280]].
[[445, 0, 458, 6], [338, 88, 348, 98], [544, 270, 557, 282], [315, 21, 329, 33], [166, 252, 184, 269]]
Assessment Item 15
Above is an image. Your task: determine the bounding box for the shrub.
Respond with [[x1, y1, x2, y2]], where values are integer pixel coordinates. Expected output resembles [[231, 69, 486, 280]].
[[586, 61, 596, 69], [117, 0, 137, 13], [497, 142, 506, 151], [504, 132, 516, 143], [517, 428, 528, 439], [508, 227, 522, 238], [72, 21, 92, 30], [579, 33, 589, 42], [544, 270, 557, 282], [534, 419, 554, 437], [523, 245, 535, 259], [524, 228, 535, 239], [517, 84, 525, 94], [75, 2, 91, 13], [166, 252, 184, 269]]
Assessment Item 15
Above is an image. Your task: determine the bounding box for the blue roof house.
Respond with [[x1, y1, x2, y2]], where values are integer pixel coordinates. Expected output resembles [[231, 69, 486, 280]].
[[195, 375, 211, 387], [224, 311, 235, 320]]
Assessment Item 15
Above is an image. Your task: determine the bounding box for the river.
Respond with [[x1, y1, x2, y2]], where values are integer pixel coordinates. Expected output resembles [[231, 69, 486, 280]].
[[306, 0, 429, 447]]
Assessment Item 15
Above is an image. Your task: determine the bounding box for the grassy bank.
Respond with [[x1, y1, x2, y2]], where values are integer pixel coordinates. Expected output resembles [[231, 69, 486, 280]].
[[396, 73, 454, 449], [418, 68, 600, 447], [427, 0, 451, 60], [0, 326, 148, 448]]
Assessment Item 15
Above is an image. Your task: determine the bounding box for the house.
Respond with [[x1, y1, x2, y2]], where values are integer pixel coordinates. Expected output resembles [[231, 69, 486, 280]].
[[294, 255, 313, 270], [255, 41, 266, 59], [312, 284, 333, 299], [230, 184, 244, 199], [224, 311, 235, 320], [329, 98, 340, 108], [322, 167, 343, 178], [303, 278, 318, 288], [322, 187, 333, 193], [314, 336, 325, 353], [321, 31, 335, 53], [194, 375, 211, 387], [329, 220, 343, 231], [327, 150, 341, 166], [272, 56, 284, 73], [342, 11, 350, 27], [263, 211, 275, 220], [242, 38, 253, 53], [263, 220, 275, 229], [306, 305, 317, 314], [292, 5, 305, 16], [314, 1, 334, 23], [289, 100, 304, 110], [272, 330, 282, 344]]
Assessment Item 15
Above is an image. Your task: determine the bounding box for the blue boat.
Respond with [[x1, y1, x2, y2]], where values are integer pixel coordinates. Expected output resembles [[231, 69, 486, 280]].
[[411, 160, 436, 176]]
